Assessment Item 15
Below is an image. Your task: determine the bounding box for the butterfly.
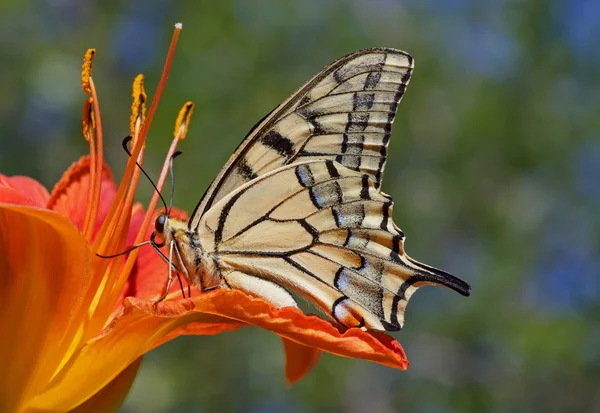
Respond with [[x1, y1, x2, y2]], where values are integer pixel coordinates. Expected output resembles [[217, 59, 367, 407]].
[[153, 48, 470, 331]]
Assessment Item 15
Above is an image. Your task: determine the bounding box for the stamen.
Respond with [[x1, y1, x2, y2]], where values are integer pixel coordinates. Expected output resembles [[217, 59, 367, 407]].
[[91, 23, 185, 325], [83, 77, 105, 241], [92, 22, 183, 252], [130, 74, 147, 138], [81, 49, 95, 94], [174, 102, 194, 140], [128, 21, 182, 162], [82, 97, 97, 238], [90, 132, 147, 327], [109, 133, 183, 307], [81, 49, 100, 239]]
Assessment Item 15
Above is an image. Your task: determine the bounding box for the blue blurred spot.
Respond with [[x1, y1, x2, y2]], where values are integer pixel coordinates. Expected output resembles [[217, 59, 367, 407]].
[[417, 0, 471, 15], [111, 0, 172, 72], [555, 0, 600, 60], [574, 140, 600, 199], [443, 234, 485, 290], [454, 24, 519, 80], [529, 205, 599, 313], [540, 249, 598, 309], [405, 0, 519, 80], [113, 19, 160, 71], [20, 98, 68, 144], [38, 0, 89, 36]]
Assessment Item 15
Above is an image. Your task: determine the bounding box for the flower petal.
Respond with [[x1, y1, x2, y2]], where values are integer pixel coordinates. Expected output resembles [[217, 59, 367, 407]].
[[68, 358, 142, 413], [0, 175, 49, 207], [281, 338, 322, 385], [29, 298, 241, 411], [189, 289, 409, 371], [47, 155, 115, 233], [0, 205, 93, 412], [150, 319, 243, 351], [30, 285, 406, 410]]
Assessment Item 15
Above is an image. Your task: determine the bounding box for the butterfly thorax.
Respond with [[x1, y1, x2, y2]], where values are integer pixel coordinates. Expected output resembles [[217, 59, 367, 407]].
[[156, 215, 221, 291]]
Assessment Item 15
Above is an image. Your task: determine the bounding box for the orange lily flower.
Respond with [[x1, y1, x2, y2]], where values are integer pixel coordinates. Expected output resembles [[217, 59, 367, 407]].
[[0, 24, 409, 413]]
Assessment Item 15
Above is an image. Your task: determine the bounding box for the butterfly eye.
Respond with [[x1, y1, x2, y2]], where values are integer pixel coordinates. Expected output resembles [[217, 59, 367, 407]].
[[155, 214, 166, 233]]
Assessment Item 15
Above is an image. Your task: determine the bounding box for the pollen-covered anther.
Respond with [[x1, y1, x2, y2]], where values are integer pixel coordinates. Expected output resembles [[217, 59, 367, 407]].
[[174, 101, 194, 140], [82, 97, 95, 141], [130, 74, 147, 136], [81, 49, 96, 94]]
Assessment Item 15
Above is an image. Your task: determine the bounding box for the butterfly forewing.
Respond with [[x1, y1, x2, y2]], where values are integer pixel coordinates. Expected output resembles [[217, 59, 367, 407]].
[[197, 160, 469, 331], [189, 48, 414, 231]]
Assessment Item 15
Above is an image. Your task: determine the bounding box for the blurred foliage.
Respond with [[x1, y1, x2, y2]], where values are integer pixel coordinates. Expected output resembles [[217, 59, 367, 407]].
[[1, 0, 599, 412]]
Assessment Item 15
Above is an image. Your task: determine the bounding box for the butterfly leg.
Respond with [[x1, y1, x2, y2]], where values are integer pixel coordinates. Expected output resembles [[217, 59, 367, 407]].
[[171, 241, 190, 298], [224, 271, 299, 309], [155, 241, 176, 304], [201, 285, 220, 292]]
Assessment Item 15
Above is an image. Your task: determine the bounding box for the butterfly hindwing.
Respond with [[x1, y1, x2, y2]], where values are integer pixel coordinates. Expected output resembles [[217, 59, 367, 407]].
[[197, 160, 470, 331], [189, 48, 414, 231]]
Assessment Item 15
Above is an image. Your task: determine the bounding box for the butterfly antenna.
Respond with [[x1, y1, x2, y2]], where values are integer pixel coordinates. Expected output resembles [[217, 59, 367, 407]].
[[97, 240, 152, 258], [122, 135, 169, 213], [168, 150, 183, 215]]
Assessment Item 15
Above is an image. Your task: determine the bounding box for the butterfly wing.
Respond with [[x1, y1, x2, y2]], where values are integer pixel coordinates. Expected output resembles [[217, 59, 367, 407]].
[[197, 160, 470, 331], [189, 48, 414, 231]]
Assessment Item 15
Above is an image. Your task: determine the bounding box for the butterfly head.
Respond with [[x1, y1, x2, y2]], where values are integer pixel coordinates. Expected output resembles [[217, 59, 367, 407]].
[[151, 212, 174, 248], [154, 213, 167, 235], [151, 212, 189, 249]]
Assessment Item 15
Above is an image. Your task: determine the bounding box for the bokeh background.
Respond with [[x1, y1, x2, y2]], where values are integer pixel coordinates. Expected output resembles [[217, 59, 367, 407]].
[[2, 0, 599, 412]]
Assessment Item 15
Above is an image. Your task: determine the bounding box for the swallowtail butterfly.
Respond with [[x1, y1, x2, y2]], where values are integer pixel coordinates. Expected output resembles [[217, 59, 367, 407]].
[[153, 48, 470, 331]]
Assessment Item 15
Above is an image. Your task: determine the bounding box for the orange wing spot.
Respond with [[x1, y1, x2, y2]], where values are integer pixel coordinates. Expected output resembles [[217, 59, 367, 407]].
[[332, 298, 364, 328], [81, 48, 96, 94]]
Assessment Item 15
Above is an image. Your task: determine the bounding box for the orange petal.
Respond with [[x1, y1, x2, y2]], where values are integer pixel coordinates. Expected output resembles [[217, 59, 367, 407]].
[[125, 202, 146, 248], [0, 186, 35, 207], [47, 155, 115, 233], [68, 358, 142, 413], [28, 286, 406, 410], [0, 204, 93, 412], [189, 289, 409, 371], [150, 319, 243, 351], [0, 175, 49, 207], [281, 338, 322, 385], [28, 298, 239, 411]]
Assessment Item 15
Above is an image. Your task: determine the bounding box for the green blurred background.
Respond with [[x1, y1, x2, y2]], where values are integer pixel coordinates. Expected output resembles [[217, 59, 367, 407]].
[[2, 0, 599, 412]]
